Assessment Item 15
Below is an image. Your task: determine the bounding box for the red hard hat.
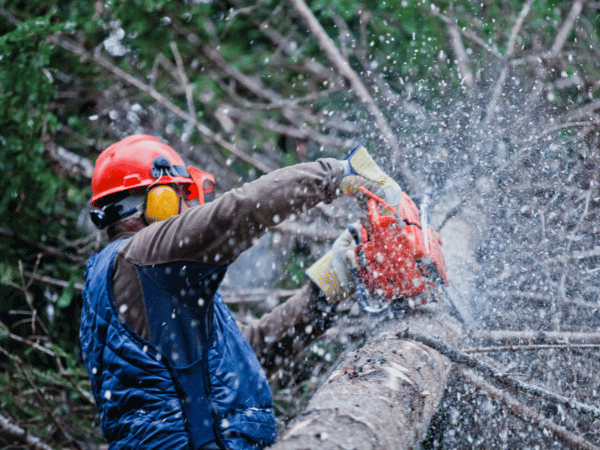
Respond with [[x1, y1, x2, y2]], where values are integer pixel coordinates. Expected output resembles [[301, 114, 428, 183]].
[[91, 135, 201, 207]]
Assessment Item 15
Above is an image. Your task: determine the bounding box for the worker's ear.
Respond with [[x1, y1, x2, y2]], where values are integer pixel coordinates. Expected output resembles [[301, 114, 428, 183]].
[[144, 185, 181, 223]]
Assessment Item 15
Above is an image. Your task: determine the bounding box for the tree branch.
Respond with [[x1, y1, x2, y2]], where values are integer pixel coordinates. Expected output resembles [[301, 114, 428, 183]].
[[0, 228, 87, 267], [550, 0, 585, 55], [473, 330, 600, 346], [170, 41, 197, 128], [289, 0, 419, 192], [460, 369, 600, 450], [507, 0, 534, 57], [446, 23, 475, 93], [428, 6, 504, 60], [218, 103, 355, 148], [0, 413, 54, 450], [464, 343, 600, 353], [399, 329, 600, 419], [48, 36, 277, 174], [482, 0, 533, 130]]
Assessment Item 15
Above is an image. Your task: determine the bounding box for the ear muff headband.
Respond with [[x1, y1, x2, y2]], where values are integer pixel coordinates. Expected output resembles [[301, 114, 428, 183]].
[[144, 185, 180, 223]]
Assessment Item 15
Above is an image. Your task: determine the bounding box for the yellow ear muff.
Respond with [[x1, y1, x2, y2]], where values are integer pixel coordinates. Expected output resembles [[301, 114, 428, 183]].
[[145, 185, 180, 223]]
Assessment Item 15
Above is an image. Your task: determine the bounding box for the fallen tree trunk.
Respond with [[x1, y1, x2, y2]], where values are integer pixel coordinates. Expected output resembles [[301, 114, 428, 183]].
[[269, 304, 464, 450]]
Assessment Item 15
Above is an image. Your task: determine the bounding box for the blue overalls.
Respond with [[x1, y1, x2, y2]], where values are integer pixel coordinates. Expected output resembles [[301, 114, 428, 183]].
[[80, 238, 277, 449]]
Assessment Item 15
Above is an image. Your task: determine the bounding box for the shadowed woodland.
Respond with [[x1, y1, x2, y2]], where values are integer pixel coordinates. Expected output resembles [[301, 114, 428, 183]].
[[2, 0, 600, 448]]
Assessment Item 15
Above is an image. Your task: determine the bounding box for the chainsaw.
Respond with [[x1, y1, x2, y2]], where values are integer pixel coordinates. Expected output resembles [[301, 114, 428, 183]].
[[349, 186, 449, 314]]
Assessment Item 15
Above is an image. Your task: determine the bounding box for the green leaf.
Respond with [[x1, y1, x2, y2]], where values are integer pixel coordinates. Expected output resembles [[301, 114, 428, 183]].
[[57, 276, 76, 309], [0, 319, 9, 338], [0, 263, 15, 286]]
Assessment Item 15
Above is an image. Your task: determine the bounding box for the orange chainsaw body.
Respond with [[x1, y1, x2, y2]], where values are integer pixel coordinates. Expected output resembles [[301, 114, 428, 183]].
[[355, 192, 449, 305]]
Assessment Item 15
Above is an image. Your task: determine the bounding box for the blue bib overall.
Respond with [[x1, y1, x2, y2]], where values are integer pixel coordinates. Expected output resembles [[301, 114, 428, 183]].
[[80, 238, 277, 449]]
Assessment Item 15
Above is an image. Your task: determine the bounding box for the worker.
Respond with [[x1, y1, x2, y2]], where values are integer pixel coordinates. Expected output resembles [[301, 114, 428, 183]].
[[80, 134, 403, 450]]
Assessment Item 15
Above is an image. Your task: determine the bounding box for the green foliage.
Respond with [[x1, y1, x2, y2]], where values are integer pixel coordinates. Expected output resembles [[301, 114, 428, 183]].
[[1, 19, 57, 221], [0, 5, 98, 445]]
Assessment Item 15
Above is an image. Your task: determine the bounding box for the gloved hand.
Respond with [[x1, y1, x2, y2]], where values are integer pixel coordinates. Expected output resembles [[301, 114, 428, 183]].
[[306, 227, 357, 303], [340, 145, 403, 212]]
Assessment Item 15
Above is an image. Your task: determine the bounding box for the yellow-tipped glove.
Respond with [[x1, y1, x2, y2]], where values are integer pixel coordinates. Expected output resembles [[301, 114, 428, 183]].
[[340, 145, 403, 212], [306, 228, 357, 303]]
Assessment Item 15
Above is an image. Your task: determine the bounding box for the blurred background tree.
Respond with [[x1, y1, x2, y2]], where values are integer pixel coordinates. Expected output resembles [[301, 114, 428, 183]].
[[2, 0, 600, 448]]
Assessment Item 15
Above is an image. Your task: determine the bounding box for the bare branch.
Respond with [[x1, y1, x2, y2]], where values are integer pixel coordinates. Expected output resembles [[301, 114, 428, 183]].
[[219, 104, 355, 148], [485, 289, 600, 310], [0, 320, 56, 357], [540, 118, 600, 134], [461, 370, 600, 450], [247, 3, 338, 82], [507, 0, 534, 57], [566, 99, 600, 121], [446, 24, 475, 92], [45, 142, 94, 180], [289, 0, 419, 192], [0, 413, 54, 450], [0, 228, 87, 267], [399, 329, 600, 419], [428, 6, 504, 60], [483, 0, 534, 129], [202, 45, 282, 105], [21, 270, 84, 292], [465, 343, 600, 353], [11, 356, 81, 447], [48, 36, 277, 174], [170, 41, 196, 124], [550, 0, 585, 55], [473, 330, 600, 346]]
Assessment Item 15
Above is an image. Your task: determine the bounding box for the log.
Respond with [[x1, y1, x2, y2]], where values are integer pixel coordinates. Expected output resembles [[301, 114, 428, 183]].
[[269, 304, 463, 450]]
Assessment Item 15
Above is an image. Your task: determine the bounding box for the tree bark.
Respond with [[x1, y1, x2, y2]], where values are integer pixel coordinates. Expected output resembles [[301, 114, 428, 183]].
[[269, 304, 463, 450]]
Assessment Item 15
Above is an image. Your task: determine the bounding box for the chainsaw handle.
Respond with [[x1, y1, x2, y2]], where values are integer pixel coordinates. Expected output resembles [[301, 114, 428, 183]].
[[359, 186, 404, 229]]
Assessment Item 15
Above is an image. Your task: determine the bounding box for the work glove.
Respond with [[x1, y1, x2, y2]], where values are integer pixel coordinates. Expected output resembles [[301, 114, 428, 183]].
[[340, 145, 403, 212], [306, 227, 357, 303]]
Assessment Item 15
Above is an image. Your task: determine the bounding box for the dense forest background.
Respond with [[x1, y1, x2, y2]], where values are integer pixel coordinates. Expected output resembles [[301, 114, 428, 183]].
[[2, 0, 600, 448]]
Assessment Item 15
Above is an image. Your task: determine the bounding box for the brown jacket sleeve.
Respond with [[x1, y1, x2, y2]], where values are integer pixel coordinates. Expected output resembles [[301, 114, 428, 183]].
[[111, 158, 344, 341], [120, 158, 344, 266], [241, 282, 336, 377]]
